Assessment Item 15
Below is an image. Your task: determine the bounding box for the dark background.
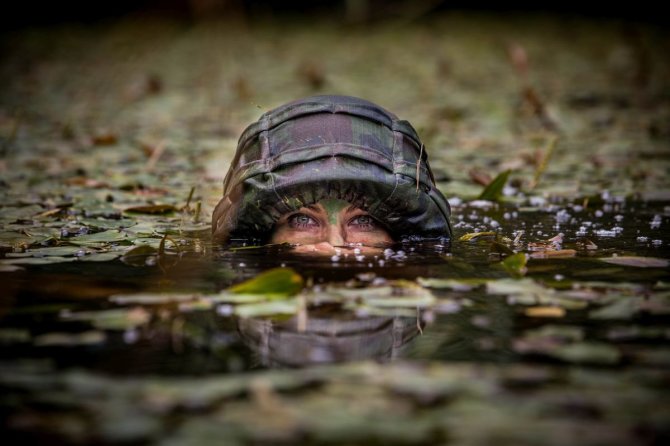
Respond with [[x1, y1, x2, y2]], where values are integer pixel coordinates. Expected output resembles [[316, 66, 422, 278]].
[[7, 0, 669, 28]]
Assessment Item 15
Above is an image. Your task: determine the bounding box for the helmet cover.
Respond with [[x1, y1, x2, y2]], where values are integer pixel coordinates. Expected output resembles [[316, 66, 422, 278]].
[[212, 95, 451, 243]]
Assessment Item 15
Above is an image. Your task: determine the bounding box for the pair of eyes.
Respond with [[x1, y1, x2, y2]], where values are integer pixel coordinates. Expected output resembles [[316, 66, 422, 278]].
[[288, 213, 380, 231]]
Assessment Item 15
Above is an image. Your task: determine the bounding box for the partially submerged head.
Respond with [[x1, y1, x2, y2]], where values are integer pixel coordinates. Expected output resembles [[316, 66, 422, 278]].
[[212, 95, 451, 254]]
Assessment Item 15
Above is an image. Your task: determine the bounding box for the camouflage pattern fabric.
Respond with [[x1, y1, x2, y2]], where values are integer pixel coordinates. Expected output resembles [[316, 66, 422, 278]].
[[212, 95, 452, 243]]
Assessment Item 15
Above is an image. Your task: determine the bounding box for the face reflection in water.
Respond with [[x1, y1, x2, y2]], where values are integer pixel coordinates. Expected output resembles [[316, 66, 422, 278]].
[[270, 199, 393, 254]]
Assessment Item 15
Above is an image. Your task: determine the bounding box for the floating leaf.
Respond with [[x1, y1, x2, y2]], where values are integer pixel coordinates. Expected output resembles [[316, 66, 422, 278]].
[[459, 231, 496, 242], [233, 300, 300, 318], [417, 277, 488, 291], [599, 256, 669, 268], [1, 256, 78, 265], [551, 342, 621, 365], [111, 292, 201, 305], [0, 328, 31, 344], [524, 306, 566, 318], [589, 298, 637, 320], [477, 169, 511, 201], [228, 267, 304, 297], [529, 249, 576, 259], [33, 330, 107, 347], [500, 252, 527, 277], [61, 307, 151, 330], [26, 246, 88, 257], [0, 264, 24, 272], [124, 204, 177, 215], [78, 252, 122, 262], [69, 230, 128, 246], [209, 292, 290, 304]]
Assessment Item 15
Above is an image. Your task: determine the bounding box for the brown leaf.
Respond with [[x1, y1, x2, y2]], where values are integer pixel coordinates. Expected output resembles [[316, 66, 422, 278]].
[[529, 249, 577, 259], [91, 132, 118, 146], [524, 306, 566, 318], [468, 168, 492, 186]]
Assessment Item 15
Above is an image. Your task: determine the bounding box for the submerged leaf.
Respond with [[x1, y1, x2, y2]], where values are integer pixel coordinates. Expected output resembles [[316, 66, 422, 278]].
[[121, 244, 158, 266], [477, 170, 511, 201], [228, 267, 304, 297]]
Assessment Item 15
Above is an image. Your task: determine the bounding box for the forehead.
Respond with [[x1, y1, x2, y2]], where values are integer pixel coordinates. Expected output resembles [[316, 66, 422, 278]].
[[305, 199, 358, 214]]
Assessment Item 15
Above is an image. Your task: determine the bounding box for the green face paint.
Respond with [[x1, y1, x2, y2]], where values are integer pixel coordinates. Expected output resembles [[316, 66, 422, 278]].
[[319, 199, 350, 225]]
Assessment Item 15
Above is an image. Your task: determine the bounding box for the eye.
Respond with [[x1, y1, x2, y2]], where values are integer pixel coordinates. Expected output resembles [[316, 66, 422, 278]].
[[348, 215, 377, 230], [288, 213, 319, 229]]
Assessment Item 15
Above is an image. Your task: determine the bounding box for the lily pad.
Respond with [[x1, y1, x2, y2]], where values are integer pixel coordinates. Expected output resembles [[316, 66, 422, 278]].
[[78, 252, 122, 262], [1, 256, 78, 265], [599, 256, 669, 268], [69, 230, 128, 246], [61, 308, 151, 330], [233, 300, 300, 318]]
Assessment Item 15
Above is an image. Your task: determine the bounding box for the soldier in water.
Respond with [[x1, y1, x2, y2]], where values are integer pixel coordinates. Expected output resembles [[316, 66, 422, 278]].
[[212, 95, 451, 254]]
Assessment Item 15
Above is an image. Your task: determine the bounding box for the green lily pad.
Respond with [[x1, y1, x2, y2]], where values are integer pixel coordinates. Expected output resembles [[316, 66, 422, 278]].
[[78, 252, 122, 262]]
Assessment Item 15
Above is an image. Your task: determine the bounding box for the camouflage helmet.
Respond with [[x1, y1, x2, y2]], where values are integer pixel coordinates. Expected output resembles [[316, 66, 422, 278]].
[[212, 95, 451, 243]]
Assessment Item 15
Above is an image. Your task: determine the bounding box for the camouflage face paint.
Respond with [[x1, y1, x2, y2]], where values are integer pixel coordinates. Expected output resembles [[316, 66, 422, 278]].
[[319, 199, 350, 225]]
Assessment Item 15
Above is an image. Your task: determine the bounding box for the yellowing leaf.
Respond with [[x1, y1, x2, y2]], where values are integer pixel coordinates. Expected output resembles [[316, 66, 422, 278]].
[[228, 267, 304, 297], [524, 306, 566, 318], [459, 231, 497, 242], [500, 252, 527, 277]]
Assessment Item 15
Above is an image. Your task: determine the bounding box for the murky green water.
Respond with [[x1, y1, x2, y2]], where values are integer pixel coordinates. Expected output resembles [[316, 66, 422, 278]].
[[2, 201, 669, 444]]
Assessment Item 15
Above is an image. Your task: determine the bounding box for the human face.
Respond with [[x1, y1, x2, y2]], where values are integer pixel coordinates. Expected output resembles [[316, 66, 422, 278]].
[[270, 199, 393, 254]]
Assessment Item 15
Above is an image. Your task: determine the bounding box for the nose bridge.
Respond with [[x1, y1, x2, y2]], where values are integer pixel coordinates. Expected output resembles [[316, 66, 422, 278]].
[[326, 222, 345, 246]]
